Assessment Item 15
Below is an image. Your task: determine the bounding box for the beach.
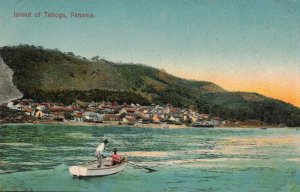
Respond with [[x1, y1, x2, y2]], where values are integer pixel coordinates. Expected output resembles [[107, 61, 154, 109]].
[[1, 120, 288, 129]]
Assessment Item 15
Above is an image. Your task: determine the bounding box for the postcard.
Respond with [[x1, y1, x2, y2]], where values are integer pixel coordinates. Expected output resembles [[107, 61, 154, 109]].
[[0, 0, 300, 191]]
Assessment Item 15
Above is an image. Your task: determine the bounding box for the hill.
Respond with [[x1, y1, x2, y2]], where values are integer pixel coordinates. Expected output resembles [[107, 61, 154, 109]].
[[1, 45, 300, 126]]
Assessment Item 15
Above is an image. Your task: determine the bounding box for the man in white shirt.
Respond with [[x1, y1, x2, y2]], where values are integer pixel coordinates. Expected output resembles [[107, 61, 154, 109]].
[[95, 139, 109, 167]]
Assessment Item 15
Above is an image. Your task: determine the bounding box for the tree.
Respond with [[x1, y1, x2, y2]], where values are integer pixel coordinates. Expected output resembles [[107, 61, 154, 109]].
[[91, 55, 100, 61], [67, 52, 75, 56]]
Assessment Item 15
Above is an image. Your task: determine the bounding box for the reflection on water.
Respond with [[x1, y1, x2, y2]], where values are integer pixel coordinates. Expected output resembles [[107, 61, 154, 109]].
[[0, 142, 33, 146], [0, 124, 300, 191], [226, 135, 300, 146], [124, 151, 170, 157]]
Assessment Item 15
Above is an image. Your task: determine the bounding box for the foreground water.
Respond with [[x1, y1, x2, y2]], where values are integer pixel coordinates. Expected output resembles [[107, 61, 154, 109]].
[[0, 124, 300, 191]]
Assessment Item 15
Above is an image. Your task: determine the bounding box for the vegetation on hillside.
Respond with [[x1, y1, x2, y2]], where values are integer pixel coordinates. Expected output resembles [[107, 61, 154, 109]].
[[1, 45, 300, 126]]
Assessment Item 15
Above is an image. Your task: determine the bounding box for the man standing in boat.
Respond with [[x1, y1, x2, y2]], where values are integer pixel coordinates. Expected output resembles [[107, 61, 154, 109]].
[[95, 139, 109, 167]]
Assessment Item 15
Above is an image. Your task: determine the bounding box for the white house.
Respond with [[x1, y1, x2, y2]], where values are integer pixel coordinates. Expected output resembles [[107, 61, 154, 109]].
[[82, 112, 104, 122], [7, 102, 19, 110]]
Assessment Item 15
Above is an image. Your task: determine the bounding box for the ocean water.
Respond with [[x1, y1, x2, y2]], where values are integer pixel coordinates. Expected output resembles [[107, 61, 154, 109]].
[[0, 124, 300, 192]]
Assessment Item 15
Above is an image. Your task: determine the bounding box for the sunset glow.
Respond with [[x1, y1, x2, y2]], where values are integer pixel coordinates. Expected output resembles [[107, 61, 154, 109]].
[[172, 69, 300, 107]]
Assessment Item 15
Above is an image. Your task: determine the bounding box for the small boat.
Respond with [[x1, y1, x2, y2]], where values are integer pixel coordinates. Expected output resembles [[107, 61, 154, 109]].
[[192, 122, 214, 128], [260, 127, 267, 130], [69, 159, 127, 177]]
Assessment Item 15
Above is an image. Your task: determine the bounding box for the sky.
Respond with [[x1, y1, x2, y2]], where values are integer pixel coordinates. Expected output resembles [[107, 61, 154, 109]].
[[0, 0, 299, 107]]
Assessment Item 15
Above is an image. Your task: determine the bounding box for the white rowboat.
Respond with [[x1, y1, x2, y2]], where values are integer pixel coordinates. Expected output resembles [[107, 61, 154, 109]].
[[69, 159, 127, 177]]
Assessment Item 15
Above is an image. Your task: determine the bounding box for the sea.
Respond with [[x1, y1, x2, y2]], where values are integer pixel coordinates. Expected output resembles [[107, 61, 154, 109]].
[[0, 124, 300, 192]]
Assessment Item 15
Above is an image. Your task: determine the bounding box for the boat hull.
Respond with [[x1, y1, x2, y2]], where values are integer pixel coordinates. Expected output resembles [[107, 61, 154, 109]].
[[192, 124, 214, 128], [69, 160, 127, 177]]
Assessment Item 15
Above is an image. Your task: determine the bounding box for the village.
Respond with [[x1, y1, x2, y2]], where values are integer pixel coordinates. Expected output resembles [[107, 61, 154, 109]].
[[2, 98, 225, 127]]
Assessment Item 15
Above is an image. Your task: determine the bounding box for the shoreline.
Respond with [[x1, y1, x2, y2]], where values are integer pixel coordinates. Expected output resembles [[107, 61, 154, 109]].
[[0, 121, 293, 129]]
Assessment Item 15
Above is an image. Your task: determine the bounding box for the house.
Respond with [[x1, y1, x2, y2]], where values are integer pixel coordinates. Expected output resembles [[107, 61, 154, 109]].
[[122, 117, 136, 125], [52, 103, 65, 107], [160, 114, 167, 120], [40, 102, 50, 108], [118, 107, 126, 115], [106, 101, 112, 106], [34, 109, 44, 118], [109, 105, 123, 114], [212, 116, 222, 126], [88, 102, 97, 109], [142, 109, 149, 114], [36, 105, 46, 111], [49, 107, 73, 120], [75, 99, 88, 108], [103, 114, 120, 122], [112, 101, 118, 106], [221, 120, 230, 125], [23, 108, 34, 116], [141, 117, 152, 124], [212, 120, 220, 126], [169, 107, 179, 114], [183, 114, 189, 121], [16, 103, 27, 111], [126, 108, 136, 113], [212, 116, 222, 121], [73, 112, 83, 122], [164, 115, 175, 124], [152, 114, 162, 123], [155, 105, 162, 110], [173, 116, 182, 123], [71, 106, 81, 112], [7, 101, 19, 110], [199, 114, 209, 119], [169, 115, 176, 122], [97, 107, 109, 113], [82, 112, 104, 122], [119, 107, 136, 115], [143, 113, 151, 118], [162, 106, 170, 114], [189, 115, 198, 122], [15, 115, 23, 121]]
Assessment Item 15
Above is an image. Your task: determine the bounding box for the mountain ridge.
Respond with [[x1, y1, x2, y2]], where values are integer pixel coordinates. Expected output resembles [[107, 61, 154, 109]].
[[1, 44, 300, 126]]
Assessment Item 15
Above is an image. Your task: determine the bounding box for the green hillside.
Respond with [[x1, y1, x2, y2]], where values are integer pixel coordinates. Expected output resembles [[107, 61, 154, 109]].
[[1, 45, 300, 126]]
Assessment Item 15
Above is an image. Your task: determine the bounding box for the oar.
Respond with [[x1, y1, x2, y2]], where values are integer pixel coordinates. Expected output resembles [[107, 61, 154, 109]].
[[128, 161, 157, 173]]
